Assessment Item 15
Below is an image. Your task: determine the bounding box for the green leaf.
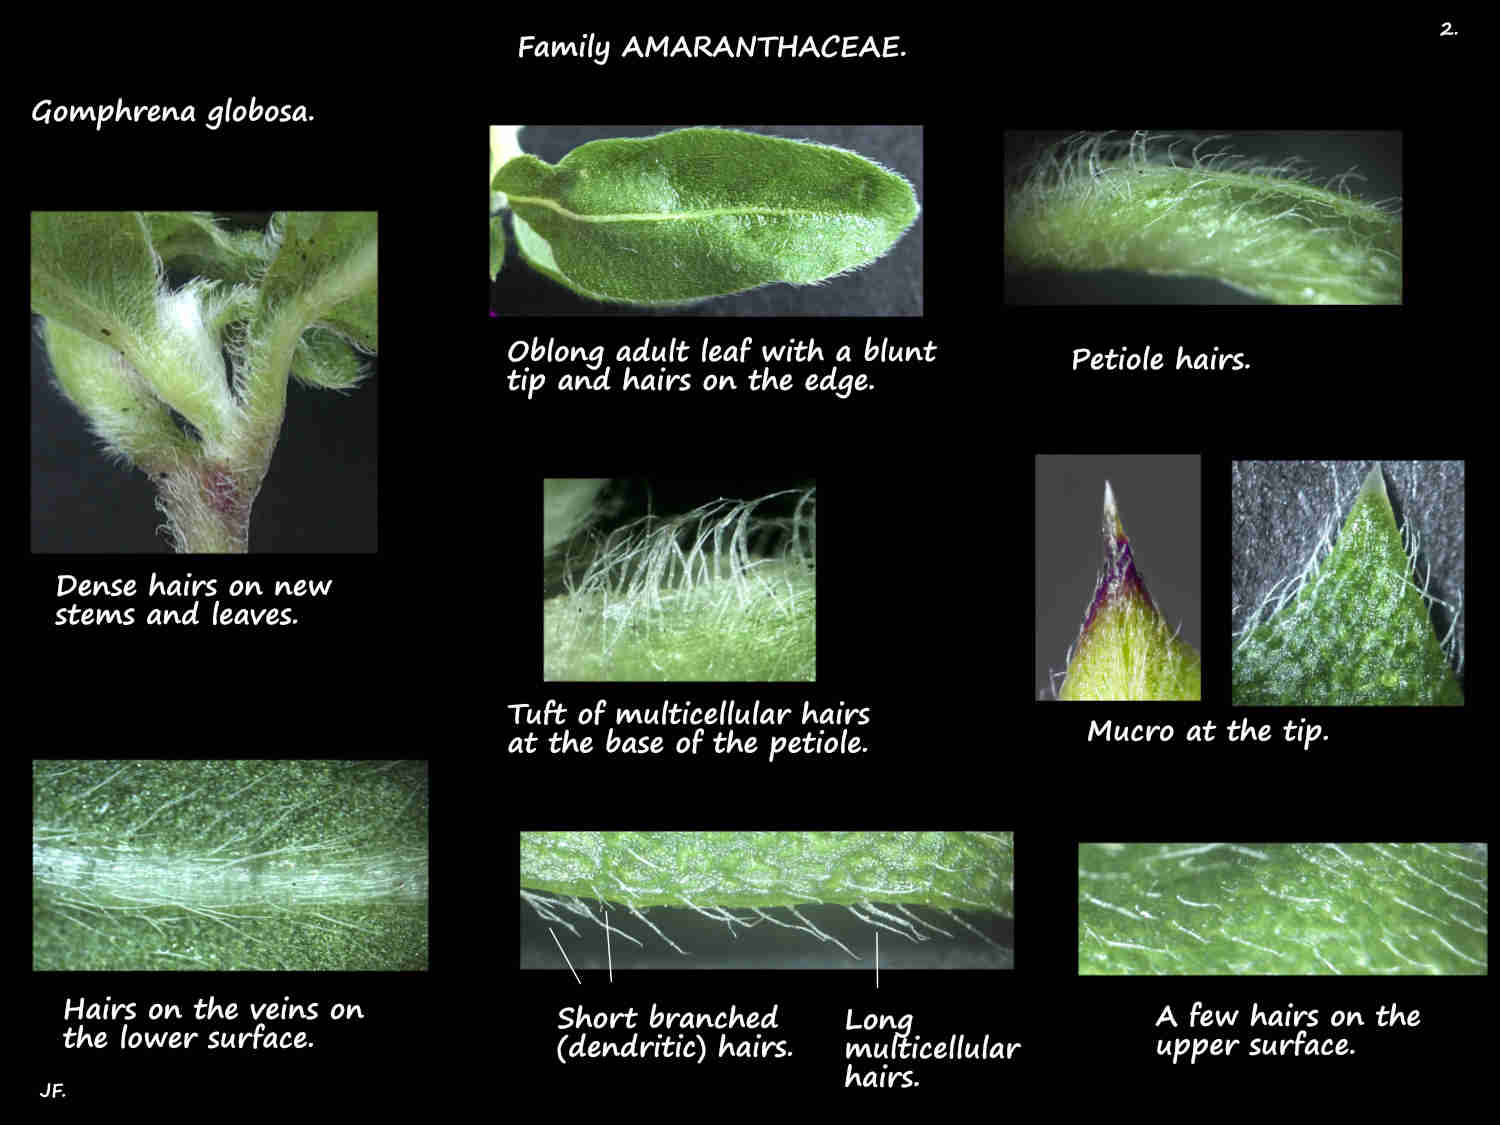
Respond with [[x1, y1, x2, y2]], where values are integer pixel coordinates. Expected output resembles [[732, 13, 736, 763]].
[[290, 326, 367, 390], [243, 212, 377, 419], [1057, 482, 1200, 700], [1080, 843, 1487, 975], [493, 128, 919, 305], [31, 212, 233, 443], [523, 832, 1012, 916], [30, 212, 160, 349], [319, 287, 378, 353], [258, 211, 379, 326], [142, 211, 269, 283], [34, 760, 428, 971], [511, 212, 610, 301], [490, 124, 523, 214], [1233, 464, 1463, 705], [40, 317, 196, 472]]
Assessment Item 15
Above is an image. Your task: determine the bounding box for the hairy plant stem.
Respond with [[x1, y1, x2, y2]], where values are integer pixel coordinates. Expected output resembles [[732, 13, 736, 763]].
[[32, 211, 377, 553]]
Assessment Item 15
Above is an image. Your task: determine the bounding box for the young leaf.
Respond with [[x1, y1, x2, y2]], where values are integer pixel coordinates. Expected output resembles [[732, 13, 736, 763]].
[[318, 288, 378, 353], [142, 211, 269, 284], [40, 317, 196, 473], [1233, 463, 1463, 705], [493, 127, 919, 305], [243, 211, 377, 422], [31, 212, 233, 443], [290, 326, 367, 391], [30, 212, 162, 352], [1057, 482, 1201, 701], [257, 212, 379, 328]]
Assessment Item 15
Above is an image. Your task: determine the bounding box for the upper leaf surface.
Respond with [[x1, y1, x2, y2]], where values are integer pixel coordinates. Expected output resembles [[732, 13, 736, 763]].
[[30, 212, 162, 352], [32, 212, 234, 441], [1233, 465, 1463, 705], [244, 212, 377, 413], [260, 212, 378, 325]]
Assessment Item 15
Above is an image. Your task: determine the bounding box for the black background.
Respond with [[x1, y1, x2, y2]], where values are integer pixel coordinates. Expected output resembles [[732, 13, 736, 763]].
[[18, 18, 1489, 1114]]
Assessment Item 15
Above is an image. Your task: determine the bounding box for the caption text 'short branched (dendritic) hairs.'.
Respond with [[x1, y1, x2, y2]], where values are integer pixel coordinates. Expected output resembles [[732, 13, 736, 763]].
[[33, 760, 427, 970], [542, 481, 816, 682], [520, 831, 1013, 967], [1005, 131, 1401, 304], [1079, 843, 1487, 975], [1233, 462, 1463, 706], [1051, 481, 1200, 701], [31, 212, 377, 552], [491, 126, 919, 306]]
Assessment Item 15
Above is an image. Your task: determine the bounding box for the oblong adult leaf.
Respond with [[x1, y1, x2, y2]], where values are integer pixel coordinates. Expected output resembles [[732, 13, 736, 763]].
[[494, 128, 919, 305], [511, 212, 610, 301]]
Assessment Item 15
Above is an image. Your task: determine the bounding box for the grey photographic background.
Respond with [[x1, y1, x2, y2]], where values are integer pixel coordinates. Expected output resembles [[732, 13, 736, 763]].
[[1035, 455, 1202, 698], [1231, 461, 1464, 682], [1004, 130, 1402, 305], [491, 125, 924, 317]]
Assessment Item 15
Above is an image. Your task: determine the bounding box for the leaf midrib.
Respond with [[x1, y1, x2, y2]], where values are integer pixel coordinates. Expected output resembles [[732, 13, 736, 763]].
[[508, 194, 844, 225]]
